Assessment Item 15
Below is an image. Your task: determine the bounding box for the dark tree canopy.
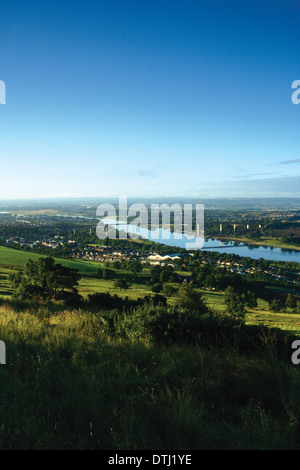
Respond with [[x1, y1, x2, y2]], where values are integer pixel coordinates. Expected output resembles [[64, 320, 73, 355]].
[[9, 256, 81, 301], [224, 286, 247, 320], [175, 284, 210, 315]]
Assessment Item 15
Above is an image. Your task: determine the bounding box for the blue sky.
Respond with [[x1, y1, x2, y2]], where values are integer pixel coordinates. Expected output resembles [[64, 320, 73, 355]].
[[0, 0, 299, 199]]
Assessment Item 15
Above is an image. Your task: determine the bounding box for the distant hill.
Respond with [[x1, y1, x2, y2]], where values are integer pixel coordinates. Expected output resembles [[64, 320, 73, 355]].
[[1, 197, 300, 213]]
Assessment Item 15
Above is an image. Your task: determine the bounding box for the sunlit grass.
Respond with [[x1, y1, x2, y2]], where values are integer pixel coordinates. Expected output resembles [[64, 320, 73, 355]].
[[0, 245, 102, 274], [0, 301, 300, 449], [1, 251, 299, 337]]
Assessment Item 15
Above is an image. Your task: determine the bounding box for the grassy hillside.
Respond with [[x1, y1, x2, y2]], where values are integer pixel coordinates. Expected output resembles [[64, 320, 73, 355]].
[[1, 245, 300, 335], [0, 300, 300, 450], [0, 245, 101, 274], [1, 247, 300, 449]]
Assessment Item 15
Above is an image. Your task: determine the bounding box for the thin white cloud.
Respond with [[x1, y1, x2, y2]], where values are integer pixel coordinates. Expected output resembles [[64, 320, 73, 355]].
[[192, 175, 300, 198], [269, 159, 300, 166], [233, 172, 276, 179], [279, 159, 300, 165], [137, 166, 166, 178]]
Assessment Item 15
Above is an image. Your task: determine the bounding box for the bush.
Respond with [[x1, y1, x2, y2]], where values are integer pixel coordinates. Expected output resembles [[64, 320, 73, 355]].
[[268, 299, 285, 313], [174, 284, 210, 315], [102, 268, 115, 280], [110, 303, 298, 361], [114, 305, 232, 345], [60, 291, 83, 308], [113, 279, 131, 290], [0, 302, 299, 449], [162, 284, 177, 296]]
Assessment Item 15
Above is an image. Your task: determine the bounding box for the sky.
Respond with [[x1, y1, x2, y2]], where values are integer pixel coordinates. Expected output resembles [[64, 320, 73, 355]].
[[0, 0, 299, 200]]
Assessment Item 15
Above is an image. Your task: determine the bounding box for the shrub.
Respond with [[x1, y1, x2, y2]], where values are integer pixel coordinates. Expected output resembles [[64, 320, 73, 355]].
[[113, 279, 131, 290], [162, 284, 177, 296], [174, 284, 210, 315], [268, 299, 285, 313]]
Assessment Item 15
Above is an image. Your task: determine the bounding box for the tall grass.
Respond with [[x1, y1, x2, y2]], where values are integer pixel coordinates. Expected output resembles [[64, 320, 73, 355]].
[[0, 300, 300, 449]]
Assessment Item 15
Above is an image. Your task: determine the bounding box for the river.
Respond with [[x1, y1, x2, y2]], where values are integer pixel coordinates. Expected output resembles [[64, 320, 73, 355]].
[[98, 218, 300, 263], [52, 214, 300, 263]]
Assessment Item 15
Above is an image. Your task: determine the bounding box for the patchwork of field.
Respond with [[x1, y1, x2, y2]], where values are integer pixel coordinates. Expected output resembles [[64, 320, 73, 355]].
[[1, 245, 300, 335], [78, 277, 153, 300], [246, 310, 300, 335]]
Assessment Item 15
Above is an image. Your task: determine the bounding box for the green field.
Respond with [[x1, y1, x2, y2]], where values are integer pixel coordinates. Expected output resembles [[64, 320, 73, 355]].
[[0, 245, 105, 298], [78, 277, 153, 300], [1, 245, 300, 335], [217, 235, 300, 252], [0, 245, 102, 274]]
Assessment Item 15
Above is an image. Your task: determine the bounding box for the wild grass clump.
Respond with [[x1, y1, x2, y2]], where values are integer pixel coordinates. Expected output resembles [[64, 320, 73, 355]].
[[0, 301, 300, 449]]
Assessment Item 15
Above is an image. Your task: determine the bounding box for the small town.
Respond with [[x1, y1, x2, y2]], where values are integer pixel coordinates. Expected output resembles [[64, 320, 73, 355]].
[[2, 228, 300, 289]]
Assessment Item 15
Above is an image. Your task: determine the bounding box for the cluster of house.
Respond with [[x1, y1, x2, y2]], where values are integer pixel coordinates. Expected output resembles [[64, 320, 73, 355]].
[[2, 235, 76, 250], [75, 245, 141, 263], [1, 235, 188, 267], [217, 259, 255, 275], [77, 246, 189, 267], [216, 259, 300, 286], [3, 236, 40, 249], [1, 233, 299, 287]]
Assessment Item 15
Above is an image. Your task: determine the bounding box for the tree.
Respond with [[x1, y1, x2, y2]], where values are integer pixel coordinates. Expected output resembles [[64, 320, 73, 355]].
[[152, 282, 163, 293], [268, 298, 285, 313], [127, 260, 143, 274], [114, 278, 131, 290], [242, 290, 258, 309], [160, 266, 175, 283], [285, 294, 297, 310], [194, 265, 211, 286], [170, 271, 181, 283], [175, 284, 209, 315], [162, 283, 177, 296], [150, 265, 162, 283], [224, 286, 246, 321], [96, 268, 103, 278], [204, 274, 218, 290], [103, 268, 115, 280], [8, 256, 80, 301]]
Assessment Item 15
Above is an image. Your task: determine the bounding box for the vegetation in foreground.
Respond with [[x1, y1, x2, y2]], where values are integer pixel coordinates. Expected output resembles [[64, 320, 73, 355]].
[[1, 294, 300, 450], [1, 254, 300, 449]]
